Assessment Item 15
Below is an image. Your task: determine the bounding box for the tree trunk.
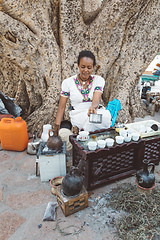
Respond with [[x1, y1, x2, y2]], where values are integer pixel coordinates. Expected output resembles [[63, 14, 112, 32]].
[[0, 0, 160, 135]]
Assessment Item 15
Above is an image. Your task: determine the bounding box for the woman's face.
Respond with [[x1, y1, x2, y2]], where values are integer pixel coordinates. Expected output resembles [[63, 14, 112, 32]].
[[78, 57, 94, 81]]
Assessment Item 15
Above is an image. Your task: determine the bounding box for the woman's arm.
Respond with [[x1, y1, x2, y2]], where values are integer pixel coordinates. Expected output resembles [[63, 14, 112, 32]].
[[88, 91, 102, 116], [55, 96, 68, 126]]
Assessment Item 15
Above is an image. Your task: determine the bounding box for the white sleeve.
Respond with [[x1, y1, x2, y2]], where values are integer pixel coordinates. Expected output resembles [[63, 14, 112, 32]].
[[60, 79, 70, 98], [94, 76, 105, 92]]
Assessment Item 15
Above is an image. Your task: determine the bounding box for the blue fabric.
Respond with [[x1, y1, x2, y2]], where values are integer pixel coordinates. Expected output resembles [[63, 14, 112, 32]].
[[106, 98, 121, 127]]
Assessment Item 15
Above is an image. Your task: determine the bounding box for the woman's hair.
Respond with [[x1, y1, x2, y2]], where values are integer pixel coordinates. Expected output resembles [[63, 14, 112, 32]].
[[77, 50, 96, 66]]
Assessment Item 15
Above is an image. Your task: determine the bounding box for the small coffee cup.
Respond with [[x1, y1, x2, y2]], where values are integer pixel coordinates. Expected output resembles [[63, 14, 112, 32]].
[[116, 136, 124, 144], [97, 140, 106, 148], [105, 138, 114, 147], [119, 129, 127, 137], [88, 141, 97, 151], [131, 132, 140, 141], [77, 131, 89, 141], [127, 128, 135, 134], [124, 133, 132, 142]]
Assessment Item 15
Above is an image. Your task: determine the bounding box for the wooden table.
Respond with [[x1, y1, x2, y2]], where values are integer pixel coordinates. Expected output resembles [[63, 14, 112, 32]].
[[69, 129, 160, 191]]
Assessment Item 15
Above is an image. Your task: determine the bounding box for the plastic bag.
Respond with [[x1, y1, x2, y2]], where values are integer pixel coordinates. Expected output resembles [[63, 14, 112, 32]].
[[42, 202, 58, 221], [0, 99, 10, 114], [0, 92, 22, 117], [106, 98, 121, 127]]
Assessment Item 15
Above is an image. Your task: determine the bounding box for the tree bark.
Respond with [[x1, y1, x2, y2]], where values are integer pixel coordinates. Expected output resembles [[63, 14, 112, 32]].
[[0, 0, 160, 135]]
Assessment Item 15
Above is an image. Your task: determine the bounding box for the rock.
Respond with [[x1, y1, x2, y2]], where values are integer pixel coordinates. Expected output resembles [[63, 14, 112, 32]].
[[0, 0, 160, 135]]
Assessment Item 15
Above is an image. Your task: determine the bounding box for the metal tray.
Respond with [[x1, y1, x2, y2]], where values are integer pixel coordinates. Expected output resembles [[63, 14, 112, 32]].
[[125, 120, 160, 138]]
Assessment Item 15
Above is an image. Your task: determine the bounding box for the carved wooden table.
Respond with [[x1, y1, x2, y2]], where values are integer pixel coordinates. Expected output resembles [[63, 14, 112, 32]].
[[69, 129, 160, 191]]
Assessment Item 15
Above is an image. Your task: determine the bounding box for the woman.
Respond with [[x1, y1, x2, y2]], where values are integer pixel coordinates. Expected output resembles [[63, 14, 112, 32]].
[[55, 50, 111, 132]]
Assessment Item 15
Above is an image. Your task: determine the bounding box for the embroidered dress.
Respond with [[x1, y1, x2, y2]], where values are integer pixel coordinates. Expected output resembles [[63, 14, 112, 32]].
[[60, 74, 111, 131]]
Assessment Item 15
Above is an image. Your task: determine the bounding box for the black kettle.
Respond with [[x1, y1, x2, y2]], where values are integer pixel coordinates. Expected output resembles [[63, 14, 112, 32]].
[[62, 166, 83, 196], [136, 160, 155, 189]]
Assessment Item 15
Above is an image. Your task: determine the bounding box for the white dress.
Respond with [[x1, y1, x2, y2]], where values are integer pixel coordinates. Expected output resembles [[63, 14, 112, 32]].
[[61, 74, 111, 132]]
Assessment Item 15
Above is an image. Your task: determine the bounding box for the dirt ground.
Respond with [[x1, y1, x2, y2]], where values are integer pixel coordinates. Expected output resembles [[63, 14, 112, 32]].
[[0, 93, 160, 240]]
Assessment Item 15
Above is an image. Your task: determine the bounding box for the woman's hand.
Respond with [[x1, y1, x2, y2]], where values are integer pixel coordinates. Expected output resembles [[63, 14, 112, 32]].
[[88, 106, 97, 116]]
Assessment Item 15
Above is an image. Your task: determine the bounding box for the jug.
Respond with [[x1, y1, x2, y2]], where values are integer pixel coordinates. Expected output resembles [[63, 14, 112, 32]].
[[62, 166, 83, 196], [41, 124, 52, 142], [47, 128, 63, 150], [136, 160, 155, 188], [0, 117, 28, 151]]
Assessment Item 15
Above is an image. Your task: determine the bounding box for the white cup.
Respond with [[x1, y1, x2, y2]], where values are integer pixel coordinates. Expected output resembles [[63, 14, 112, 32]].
[[88, 141, 97, 151], [97, 140, 106, 148], [116, 136, 124, 144], [131, 132, 140, 141], [119, 129, 127, 137], [105, 138, 114, 147], [77, 131, 89, 141], [124, 133, 132, 142], [127, 128, 135, 134]]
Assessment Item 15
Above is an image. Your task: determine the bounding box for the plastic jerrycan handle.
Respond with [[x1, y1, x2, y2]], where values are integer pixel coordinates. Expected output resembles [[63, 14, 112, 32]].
[[1, 118, 15, 124], [15, 117, 22, 122]]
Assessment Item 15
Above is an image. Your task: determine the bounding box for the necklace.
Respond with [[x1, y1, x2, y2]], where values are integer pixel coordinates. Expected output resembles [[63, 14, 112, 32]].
[[74, 75, 94, 102], [78, 74, 90, 85]]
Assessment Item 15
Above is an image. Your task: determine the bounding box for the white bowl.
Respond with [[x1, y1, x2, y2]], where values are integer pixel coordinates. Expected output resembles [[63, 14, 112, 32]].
[[97, 140, 106, 148], [131, 132, 140, 141], [105, 138, 114, 147], [88, 141, 97, 151], [116, 136, 124, 144]]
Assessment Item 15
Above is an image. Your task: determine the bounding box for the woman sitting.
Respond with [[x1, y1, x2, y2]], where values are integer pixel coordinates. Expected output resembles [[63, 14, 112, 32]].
[[55, 50, 111, 132]]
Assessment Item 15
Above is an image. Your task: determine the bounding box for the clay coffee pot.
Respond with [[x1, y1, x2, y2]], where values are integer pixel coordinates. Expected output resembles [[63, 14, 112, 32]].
[[136, 160, 155, 188], [72, 125, 79, 135], [47, 124, 63, 150], [62, 166, 83, 196]]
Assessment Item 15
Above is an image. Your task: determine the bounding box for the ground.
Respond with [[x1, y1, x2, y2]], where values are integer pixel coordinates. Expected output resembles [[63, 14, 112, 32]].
[[1, 141, 160, 240], [0, 81, 160, 240]]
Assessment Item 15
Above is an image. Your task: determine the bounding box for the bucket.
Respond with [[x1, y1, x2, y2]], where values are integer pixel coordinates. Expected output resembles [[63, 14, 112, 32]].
[[0, 117, 28, 151]]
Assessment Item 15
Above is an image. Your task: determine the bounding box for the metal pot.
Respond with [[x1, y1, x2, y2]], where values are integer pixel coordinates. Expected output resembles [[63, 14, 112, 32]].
[[27, 131, 40, 155], [27, 141, 40, 155]]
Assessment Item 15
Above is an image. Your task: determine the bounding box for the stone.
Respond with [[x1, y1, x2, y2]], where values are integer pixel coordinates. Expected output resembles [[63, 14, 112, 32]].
[[0, 211, 26, 240], [0, 0, 160, 135], [5, 189, 53, 210], [0, 188, 3, 202]]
